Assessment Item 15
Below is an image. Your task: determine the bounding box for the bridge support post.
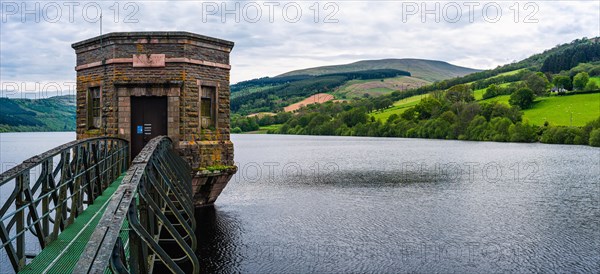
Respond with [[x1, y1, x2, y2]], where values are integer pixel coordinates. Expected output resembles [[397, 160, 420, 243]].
[[15, 174, 27, 270]]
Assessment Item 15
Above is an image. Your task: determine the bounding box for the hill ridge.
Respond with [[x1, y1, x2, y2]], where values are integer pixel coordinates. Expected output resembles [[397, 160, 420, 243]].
[[277, 58, 480, 82]]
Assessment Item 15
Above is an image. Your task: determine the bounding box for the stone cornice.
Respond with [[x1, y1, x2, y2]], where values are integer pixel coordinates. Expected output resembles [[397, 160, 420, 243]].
[[75, 57, 231, 71], [72, 31, 234, 50]]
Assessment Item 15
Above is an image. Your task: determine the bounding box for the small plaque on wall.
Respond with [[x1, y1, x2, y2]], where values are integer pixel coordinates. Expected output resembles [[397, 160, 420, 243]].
[[133, 54, 165, 67]]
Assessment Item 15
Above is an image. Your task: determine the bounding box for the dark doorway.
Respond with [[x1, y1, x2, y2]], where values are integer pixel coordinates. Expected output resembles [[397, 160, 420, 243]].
[[130, 96, 168, 158]]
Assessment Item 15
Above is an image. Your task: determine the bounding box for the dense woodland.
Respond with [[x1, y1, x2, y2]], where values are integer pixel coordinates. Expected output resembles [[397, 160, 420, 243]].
[[541, 38, 600, 73]]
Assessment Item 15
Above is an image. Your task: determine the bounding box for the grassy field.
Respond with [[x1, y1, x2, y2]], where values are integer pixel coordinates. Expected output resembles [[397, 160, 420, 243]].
[[492, 68, 526, 78], [247, 112, 277, 117], [473, 88, 486, 100], [473, 82, 519, 100], [588, 76, 600, 86], [361, 87, 397, 97], [480, 93, 599, 126], [522, 93, 600, 126], [371, 94, 429, 121], [463, 69, 524, 85], [372, 90, 599, 126], [245, 124, 283, 134], [480, 94, 511, 105], [333, 76, 430, 99]]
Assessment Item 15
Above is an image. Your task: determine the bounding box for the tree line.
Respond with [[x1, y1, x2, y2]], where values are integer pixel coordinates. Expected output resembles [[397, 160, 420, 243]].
[[234, 63, 600, 147], [541, 39, 600, 73], [268, 91, 600, 147]]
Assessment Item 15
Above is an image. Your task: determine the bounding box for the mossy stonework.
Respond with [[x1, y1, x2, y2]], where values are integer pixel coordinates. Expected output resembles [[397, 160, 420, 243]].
[[72, 32, 237, 206]]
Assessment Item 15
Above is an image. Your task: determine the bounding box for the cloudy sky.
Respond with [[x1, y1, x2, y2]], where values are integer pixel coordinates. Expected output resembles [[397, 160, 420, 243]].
[[1, 0, 599, 96]]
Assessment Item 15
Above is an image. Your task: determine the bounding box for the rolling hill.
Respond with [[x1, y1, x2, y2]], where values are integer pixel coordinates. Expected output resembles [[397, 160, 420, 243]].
[[231, 59, 480, 115], [0, 95, 76, 132], [277, 58, 481, 82], [333, 76, 431, 99], [240, 36, 600, 147], [230, 69, 413, 114]]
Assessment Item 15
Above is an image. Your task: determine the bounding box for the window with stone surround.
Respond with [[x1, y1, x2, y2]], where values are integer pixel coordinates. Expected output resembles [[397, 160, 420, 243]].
[[200, 85, 217, 129], [87, 87, 101, 129]]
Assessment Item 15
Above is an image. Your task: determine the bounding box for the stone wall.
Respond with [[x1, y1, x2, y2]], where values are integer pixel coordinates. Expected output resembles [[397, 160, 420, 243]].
[[72, 32, 235, 168]]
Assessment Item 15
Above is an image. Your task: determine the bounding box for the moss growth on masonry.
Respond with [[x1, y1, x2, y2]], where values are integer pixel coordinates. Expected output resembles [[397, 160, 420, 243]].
[[197, 165, 235, 172], [85, 129, 102, 135]]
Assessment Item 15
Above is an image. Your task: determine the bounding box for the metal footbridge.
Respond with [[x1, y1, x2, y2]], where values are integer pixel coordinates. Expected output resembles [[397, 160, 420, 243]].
[[0, 136, 199, 273]]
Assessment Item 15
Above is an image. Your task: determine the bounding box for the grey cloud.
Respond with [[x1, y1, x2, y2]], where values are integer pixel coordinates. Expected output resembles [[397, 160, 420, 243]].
[[1, 1, 599, 86]]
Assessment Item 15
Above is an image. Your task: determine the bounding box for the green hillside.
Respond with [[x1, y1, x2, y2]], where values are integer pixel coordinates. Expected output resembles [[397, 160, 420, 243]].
[[278, 58, 480, 82], [240, 36, 600, 147], [248, 38, 597, 118], [522, 94, 599, 127], [372, 86, 599, 127], [0, 95, 76, 132], [231, 69, 411, 115], [231, 59, 480, 115], [371, 94, 428, 121], [332, 76, 431, 99]]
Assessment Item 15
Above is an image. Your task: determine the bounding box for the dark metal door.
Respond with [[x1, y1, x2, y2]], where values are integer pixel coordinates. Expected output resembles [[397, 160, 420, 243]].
[[131, 96, 167, 158]]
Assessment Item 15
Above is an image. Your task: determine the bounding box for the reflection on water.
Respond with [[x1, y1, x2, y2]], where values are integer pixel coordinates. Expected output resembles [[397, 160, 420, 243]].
[[196, 134, 599, 273], [195, 206, 242, 273], [1, 133, 599, 273]]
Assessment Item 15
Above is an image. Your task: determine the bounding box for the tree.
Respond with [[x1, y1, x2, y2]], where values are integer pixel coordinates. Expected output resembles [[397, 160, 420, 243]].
[[480, 101, 522, 123], [589, 129, 600, 147], [340, 107, 368, 127], [585, 81, 599, 91], [541, 126, 586, 145], [445, 84, 474, 103], [465, 115, 490, 141], [482, 84, 499, 99], [509, 122, 538, 142], [401, 107, 418, 121], [525, 72, 549, 95], [374, 98, 393, 111], [573, 71, 590, 90], [509, 88, 535, 109], [552, 75, 573, 91], [489, 117, 513, 142], [387, 113, 400, 123], [589, 66, 600, 76], [414, 97, 444, 120]]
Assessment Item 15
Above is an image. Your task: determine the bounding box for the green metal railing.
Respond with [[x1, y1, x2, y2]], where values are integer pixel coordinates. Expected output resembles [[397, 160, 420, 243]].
[[75, 136, 198, 274], [0, 137, 129, 273]]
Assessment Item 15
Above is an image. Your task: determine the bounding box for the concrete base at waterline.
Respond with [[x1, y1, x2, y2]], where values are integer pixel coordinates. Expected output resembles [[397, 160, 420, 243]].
[[191, 167, 237, 207]]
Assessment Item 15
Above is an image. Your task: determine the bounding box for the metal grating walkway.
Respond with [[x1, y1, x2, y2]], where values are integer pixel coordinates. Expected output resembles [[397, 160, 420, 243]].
[[19, 174, 127, 274]]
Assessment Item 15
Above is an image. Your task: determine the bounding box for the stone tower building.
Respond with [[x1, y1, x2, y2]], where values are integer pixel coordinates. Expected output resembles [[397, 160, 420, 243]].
[[72, 32, 236, 205]]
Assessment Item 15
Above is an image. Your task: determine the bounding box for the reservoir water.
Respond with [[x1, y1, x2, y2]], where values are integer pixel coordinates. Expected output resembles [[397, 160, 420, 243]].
[[1, 133, 599, 273]]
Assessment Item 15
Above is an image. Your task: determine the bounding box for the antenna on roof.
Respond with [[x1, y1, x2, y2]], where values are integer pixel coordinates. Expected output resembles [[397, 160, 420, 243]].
[[99, 11, 103, 50]]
